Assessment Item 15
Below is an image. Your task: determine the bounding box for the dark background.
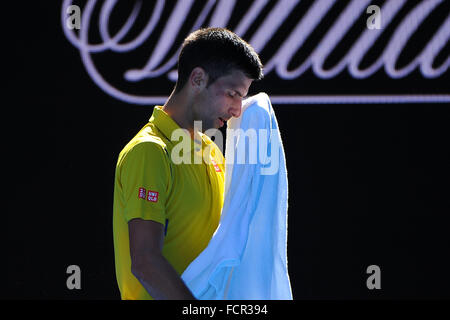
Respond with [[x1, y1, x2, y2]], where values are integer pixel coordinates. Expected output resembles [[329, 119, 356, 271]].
[[8, 1, 450, 299]]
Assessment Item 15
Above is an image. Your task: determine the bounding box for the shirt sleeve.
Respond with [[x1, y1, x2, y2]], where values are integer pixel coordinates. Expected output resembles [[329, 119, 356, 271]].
[[119, 141, 172, 225]]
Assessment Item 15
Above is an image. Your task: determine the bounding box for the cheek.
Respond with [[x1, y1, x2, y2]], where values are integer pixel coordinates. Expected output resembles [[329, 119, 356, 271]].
[[207, 94, 224, 112], [206, 87, 229, 115], [215, 98, 229, 115]]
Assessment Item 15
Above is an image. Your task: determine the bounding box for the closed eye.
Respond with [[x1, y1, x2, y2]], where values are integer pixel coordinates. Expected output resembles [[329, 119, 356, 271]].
[[229, 90, 246, 99]]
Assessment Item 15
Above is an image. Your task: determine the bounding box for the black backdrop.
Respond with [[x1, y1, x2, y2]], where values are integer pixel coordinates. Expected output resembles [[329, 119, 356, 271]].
[[8, 1, 450, 299]]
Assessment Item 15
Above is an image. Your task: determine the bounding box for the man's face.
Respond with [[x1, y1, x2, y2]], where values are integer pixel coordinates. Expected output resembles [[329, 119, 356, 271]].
[[193, 69, 253, 131]]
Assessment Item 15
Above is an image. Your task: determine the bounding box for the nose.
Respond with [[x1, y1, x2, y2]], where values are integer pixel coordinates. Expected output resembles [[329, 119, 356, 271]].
[[229, 99, 242, 118]]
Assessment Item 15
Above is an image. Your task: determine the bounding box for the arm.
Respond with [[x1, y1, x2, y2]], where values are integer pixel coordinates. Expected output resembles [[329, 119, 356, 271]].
[[128, 218, 196, 300]]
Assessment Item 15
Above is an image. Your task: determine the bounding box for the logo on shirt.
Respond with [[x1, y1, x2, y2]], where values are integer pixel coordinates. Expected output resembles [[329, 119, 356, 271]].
[[138, 187, 159, 203], [147, 190, 159, 202], [211, 159, 221, 173], [138, 187, 147, 200]]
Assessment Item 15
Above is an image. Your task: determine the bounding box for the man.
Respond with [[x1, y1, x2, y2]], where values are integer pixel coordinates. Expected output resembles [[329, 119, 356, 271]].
[[113, 28, 263, 300]]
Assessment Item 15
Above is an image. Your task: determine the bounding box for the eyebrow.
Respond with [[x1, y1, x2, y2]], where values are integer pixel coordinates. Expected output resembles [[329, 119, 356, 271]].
[[234, 90, 244, 97]]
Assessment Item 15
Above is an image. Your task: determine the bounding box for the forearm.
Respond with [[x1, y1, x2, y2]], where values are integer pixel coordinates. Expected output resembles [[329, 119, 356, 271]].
[[132, 254, 196, 300]]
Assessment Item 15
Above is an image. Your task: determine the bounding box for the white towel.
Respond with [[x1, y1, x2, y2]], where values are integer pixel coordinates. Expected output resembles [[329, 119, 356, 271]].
[[181, 93, 293, 300]]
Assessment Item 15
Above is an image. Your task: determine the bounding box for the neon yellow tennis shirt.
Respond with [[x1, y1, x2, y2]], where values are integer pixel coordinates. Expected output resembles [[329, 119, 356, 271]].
[[113, 106, 225, 300]]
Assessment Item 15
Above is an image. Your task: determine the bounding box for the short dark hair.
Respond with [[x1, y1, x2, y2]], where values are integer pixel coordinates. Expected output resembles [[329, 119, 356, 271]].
[[174, 28, 263, 93]]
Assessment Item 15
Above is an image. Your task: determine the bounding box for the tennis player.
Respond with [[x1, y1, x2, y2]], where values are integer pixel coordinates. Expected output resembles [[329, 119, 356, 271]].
[[113, 27, 263, 300]]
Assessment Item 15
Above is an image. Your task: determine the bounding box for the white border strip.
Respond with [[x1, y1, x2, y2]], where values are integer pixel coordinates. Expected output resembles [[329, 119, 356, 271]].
[[270, 95, 450, 104]]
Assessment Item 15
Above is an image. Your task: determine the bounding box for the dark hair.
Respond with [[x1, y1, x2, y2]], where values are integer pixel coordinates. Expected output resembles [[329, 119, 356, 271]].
[[174, 28, 263, 93]]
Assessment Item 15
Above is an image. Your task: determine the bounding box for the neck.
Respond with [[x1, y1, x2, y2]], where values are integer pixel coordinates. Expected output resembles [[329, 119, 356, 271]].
[[163, 89, 196, 139]]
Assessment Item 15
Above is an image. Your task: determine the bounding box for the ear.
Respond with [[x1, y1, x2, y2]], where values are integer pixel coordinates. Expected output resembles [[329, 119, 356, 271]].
[[189, 67, 208, 91]]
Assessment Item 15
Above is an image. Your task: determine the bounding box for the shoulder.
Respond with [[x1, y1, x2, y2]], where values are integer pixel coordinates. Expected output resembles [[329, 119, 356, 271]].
[[118, 135, 170, 169]]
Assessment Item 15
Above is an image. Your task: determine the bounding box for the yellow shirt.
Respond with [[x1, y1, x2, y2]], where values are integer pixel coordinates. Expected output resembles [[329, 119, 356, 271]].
[[113, 106, 225, 300]]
